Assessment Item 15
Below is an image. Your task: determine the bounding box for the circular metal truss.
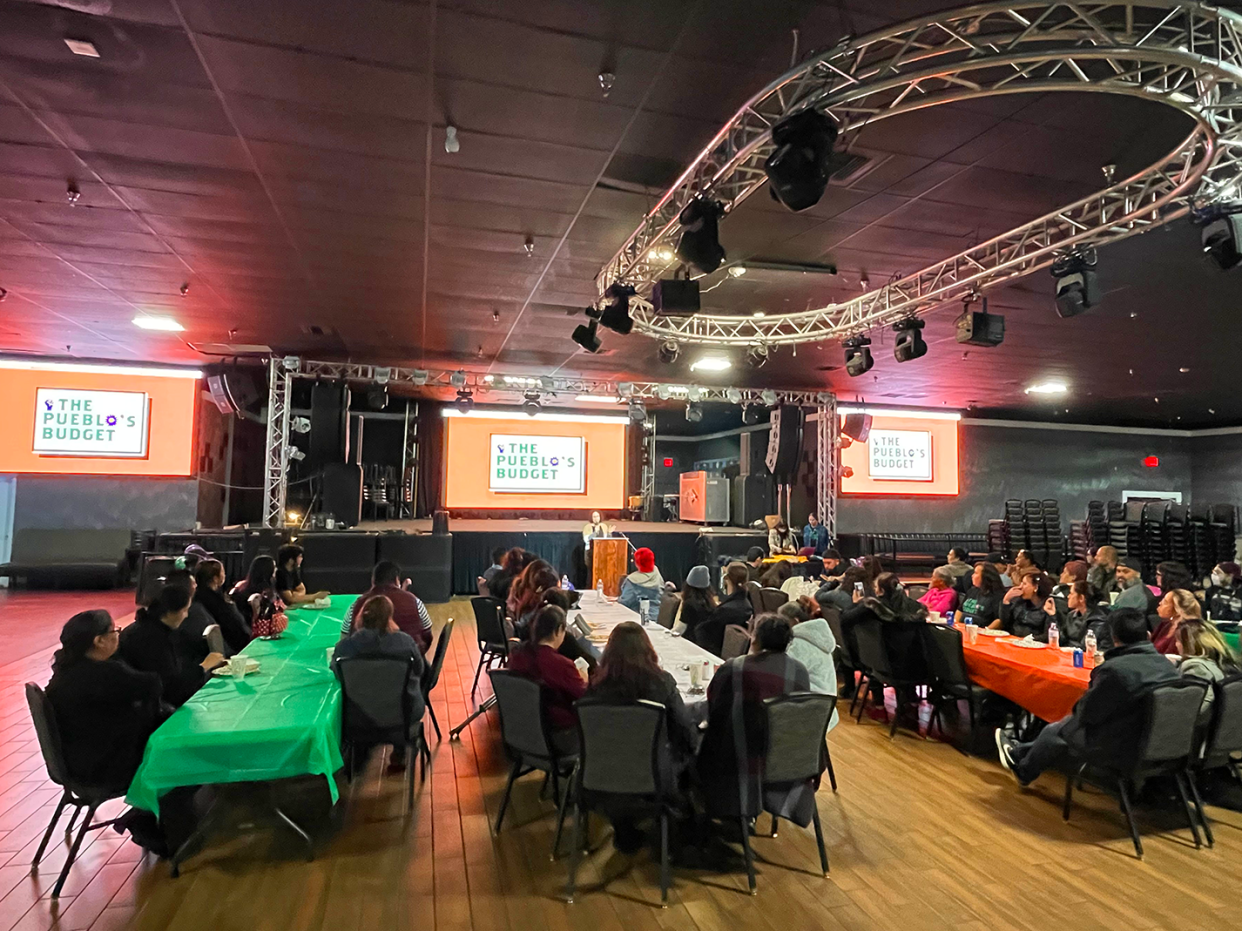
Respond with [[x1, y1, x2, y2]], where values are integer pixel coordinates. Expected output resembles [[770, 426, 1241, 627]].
[[597, 1, 1242, 347]]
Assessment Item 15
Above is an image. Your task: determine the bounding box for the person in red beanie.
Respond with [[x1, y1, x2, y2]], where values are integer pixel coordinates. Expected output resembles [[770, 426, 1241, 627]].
[[619, 546, 666, 617]]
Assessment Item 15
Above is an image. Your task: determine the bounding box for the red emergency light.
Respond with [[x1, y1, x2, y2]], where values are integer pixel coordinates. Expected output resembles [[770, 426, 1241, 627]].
[[1143, 456, 1160, 468]]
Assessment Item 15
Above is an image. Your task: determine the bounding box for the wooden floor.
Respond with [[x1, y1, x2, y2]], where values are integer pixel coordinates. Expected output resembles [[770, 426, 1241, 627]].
[[0, 592, 1239, 931]]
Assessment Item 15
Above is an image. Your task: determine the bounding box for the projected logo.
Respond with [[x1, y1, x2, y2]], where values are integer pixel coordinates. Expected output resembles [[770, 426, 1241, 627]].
[[867, 429, 932, 481], [489, 434, 585, 493], [33, 388, 150, 458]]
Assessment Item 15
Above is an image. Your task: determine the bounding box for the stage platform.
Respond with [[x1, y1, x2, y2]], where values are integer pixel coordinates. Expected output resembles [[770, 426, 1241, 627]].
[[355, 518, 765, 594]]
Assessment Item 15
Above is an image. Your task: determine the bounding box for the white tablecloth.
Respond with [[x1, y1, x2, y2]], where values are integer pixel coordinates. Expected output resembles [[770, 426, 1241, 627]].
[[573, 591, 721, 699]]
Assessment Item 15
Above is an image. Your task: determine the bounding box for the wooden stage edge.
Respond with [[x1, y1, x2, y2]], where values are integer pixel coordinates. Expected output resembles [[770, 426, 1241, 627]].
[[355, 518, 761, 534]]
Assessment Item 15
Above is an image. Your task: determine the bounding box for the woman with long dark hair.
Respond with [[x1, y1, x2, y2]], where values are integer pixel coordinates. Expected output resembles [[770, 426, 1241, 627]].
[[119, 584, 225, 706], [490, 548, 532, 606], [508, 559, 559, 638], [229, 555, 288, 638], [192, 558, 252, 653], [955, 561, 1007, 627], [997, 569, 1056, 638], [672, 566, 717, 639], [46, 610, 163, 790]]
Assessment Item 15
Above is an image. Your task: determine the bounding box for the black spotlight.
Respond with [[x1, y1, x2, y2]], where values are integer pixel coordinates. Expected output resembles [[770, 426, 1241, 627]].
[[658, 340, 680, 364], [764, 109, 839, 212], [746, 344, 770, 368], [1201, 212, 1242, 270], [628, 398, 646, 422], [676, 198, 726, 274], [741, 403, 760, 425], [599, 283, 635, 334], [366, 385, 388, 410], [522, 391, 541, 416], [1051, 248, 1100, 318], [685, 402, 703, 423], [572, 318, 602, 352], [955, 296, 1005, 347], [843, 336, 874, 377], [454, 388, 474, 412], [892, 318, 927, 363]]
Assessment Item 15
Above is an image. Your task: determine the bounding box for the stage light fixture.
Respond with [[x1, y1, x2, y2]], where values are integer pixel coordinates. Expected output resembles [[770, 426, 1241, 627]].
[[690, 355, 730, 373], [367, 385, 389, 410], [685, 402, 703, 423], [290, 416, 311, 434], [741, 403, 760, 425], [522, 391, 541, 416], [286, 446, 305, 463], [676, 198, 726, 274], [656, 385, 672, 401], [727, 265, 747, 278], [1051, 248, 1100, 318], [411, 369, 429, 386], [746, 344, 770, 369], [1201, 212, 1242, 270], [571, 318, 602, 353], [450, 370, 467, 388], [617, 382, 635, 398], [892, 319, 927, 363], [760, 389, 778, 407], [955, 296, 1005, 347], [843, 336, 874, 377], [455, 388, 474, 412], [763, 109, 839, 212], [374, 367, 391, 385], [658, 340, 680, 364], [725, 387, 742, 404], [628, 398, 646, 422], [598, 283, 636, 335]]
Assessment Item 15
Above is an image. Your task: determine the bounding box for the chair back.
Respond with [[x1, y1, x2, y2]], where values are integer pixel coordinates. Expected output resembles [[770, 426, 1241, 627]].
[[922, 624, 970, 687], [337, 655, 414, 745], [821, 606, 844, 651], [423, 618, 454, 693], [747, 585, 765, 616], [1138, 679, 1209, 765], [575, 698, 665, 796], [758, 587, 789, 613], [471, 596, 508, 652], [489, 669, 554, 762], [203, 623, 225, 656], [1203, 672, 1242, 766], [656, 593, 680, 629], [763, 692, 833, 784], [854, 619, 892, 679], [25, 683, 68, 788], [721, 624, 751, 661]]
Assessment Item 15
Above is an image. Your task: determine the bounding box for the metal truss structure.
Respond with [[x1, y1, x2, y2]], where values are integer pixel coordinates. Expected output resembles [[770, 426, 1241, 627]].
[[597, 1, 1242, 346], [816, 398, 839, 541], [261, 356, 294, 529]]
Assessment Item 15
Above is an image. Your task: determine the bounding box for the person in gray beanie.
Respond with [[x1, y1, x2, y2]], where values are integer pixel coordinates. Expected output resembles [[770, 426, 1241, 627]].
[[673, 565, 718, 640]]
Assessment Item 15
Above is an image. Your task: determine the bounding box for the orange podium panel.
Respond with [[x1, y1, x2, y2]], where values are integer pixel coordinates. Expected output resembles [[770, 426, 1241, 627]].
[[591, 538, 628, 598]]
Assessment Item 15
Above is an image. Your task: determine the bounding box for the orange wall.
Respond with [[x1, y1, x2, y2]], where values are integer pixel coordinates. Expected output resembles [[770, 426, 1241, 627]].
[[0, 367, 197, 476], [840, 414, 959, 496], [443, 415, 627, 509]]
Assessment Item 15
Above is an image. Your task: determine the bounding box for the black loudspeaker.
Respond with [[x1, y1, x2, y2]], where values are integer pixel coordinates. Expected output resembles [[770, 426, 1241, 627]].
[[732, 473, 774, 527], [765, 405, 804, 478], [204, 365, 260, 415], [321, 462, 362, 527], [842, 413, 873, 443], [739, 432, 769, 476], [310, 382, 350, 466], [651, 279, 701, 314], [432, 509, 450, 535]]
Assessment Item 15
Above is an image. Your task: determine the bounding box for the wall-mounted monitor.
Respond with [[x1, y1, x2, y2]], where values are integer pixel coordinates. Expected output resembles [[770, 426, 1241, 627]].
[[839, 407, 960, 496]]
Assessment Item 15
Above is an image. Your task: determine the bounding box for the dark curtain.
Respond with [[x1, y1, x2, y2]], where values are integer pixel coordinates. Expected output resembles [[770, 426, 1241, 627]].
[[415, 401, 445, 518]]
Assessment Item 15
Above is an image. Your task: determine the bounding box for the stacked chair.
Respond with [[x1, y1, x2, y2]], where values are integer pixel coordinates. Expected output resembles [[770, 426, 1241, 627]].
[[1076, 499, 1237, 582], [986, 520, 1009, 557], [997, 499, 1064, 569]]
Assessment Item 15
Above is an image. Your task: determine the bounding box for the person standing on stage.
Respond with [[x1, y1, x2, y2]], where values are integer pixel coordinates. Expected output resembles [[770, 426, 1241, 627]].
[[582, 510, 610, 551]]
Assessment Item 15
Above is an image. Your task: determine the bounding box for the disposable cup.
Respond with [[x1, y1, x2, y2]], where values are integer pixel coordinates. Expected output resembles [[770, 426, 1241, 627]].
[[326, 647, 336, 667], [230, 655, 248, 678]]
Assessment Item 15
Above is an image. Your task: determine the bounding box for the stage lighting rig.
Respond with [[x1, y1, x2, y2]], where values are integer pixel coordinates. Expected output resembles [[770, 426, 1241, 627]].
[[598, 283, 636, 334], [843, 336, 874, 377], [1193, 203, 1242, 270], [455, 388, 474, 412], [955, 294, 1005, 347], [764, 109, 839, 212], [676, 198, 726, 274], [746, 344, 770, 368], [522, 391, 541, 416], [892, 319, 927, 363], [367, 385, 389, 409], [571, 318, 602, 353], [685, 402, 703, 423], [658, 340, 680, 365], [628, 398, 646, 422], [741, 403, 760, 425], [1051, 246, 1100, 318]]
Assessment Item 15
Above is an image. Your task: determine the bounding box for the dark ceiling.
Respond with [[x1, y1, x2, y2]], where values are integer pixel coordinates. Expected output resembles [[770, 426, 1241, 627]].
[[1, 0, 1240, 427]]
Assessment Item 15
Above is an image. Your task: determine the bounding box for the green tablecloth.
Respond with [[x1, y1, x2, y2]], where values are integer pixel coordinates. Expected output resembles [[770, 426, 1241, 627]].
[[125, 595, 357, 815], [1226, 630, 1240, 657]]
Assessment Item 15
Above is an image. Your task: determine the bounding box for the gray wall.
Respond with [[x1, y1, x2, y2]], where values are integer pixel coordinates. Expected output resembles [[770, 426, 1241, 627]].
[[12, 476, 198, 531], [837, 423, 1195, 535], [1189, 433, 1242, 507]]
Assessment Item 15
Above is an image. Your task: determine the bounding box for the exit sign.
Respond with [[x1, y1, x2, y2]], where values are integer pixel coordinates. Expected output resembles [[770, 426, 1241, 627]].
[[663, 457, 674, 467], [1143, 456, 1160, 468]]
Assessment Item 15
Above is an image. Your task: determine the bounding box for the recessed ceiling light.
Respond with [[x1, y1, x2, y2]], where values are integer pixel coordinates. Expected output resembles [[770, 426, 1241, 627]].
[[1179, 367, 1190, 373], [132, 315, 184, 332], [728, 265, 747, 278], [1024, 381, 1068, 395], [690, 356, 731, 372], [64, 39, 99, 58]]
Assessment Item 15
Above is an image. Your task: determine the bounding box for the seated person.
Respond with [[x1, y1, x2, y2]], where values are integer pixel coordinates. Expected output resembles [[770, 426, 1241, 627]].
[[817, 566, 866, 615], [1050, 580, 1112, 649], [819, 549, 844, 584], [333, 595, 426, 772], [1113, 557, 1158, 616], [119, 583, 225, 707], [1087, 545, 1119, 597], [478, 546, 507, 597], [696, 615, 813, 819], [918, 566, 959, 617], [768, 520, 798, 556], [943, 547, 972, 581], [672, 566, 717, 639], [342, 560, 433, 653], [744, 546, 766, 583], [801, 513, 829, 556], [230, 556, 290, 639], [1175, 619, 1240, 722], [506, 605, 588, 754], [1155, 560, 1195, 597], [955, 562, 1006, 627], [1053, 560, 1089, 598], [489, 548, 532, 606], [996, 569, 1054, 639], [508, 559, 559, 639], [1013, 549, 1040, 574], [984, 553, 1013, 588], [781, 559, 823, 600], [618, 547, 664, 615], [691, 562, 753, 656], [1204, 561, 1242, 622], [781, 603, 839, 731], [46, 610, 163, 791], [191, 559, 252, 654], [1151, 588, 1201, 654], [275, 544, 330, 607], [759, 559, 793, 590], [996, 608, 1179, 786]]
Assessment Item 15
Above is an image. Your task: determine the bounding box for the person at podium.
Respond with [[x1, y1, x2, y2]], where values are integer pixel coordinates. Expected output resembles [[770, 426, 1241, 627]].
[[582, 510, 610, 550]]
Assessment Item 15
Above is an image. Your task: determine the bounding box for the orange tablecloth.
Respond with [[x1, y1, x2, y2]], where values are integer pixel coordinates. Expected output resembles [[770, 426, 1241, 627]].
[[963, 635, 1092, 722]]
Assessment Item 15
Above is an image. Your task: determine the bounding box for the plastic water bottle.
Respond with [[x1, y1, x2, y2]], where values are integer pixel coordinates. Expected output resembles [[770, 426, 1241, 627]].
[[561, 574, 570, 590], [1047, 621, 1059, 649], [1084, 629, 1097, 664], [596, 579, 604, 601]]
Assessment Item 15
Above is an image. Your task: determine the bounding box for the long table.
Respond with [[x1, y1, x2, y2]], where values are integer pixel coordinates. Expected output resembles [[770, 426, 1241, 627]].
[[126, 595, 355, 815], [573, 591, 722, 697], [962, 633, 1091, 722]]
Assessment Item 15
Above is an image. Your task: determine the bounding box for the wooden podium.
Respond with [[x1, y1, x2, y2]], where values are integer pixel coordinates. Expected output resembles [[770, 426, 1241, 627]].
[[590, 538, 628, 597]]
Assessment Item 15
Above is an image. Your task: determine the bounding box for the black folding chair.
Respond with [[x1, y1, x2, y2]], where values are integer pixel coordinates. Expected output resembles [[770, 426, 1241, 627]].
[[489, 670, 578, 858], [566, 698, 674, 906], [26, 683, 127, 898], [922, 624, 989, 751], [470, 596, 509, 697], [656, 593, 680, 630], [337, 655, 429, 815], [1063, 679, 1208, 858], [757, 587, 789, 613], [1187, 672, 1242, 846], [422, 619, 454, 741], [721, 625, 752, 661], [853, 619, 924, 737]]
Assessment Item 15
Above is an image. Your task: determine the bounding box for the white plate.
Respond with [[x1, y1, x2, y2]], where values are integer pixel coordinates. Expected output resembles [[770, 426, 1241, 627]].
[[975, 628, 1008, 637], [212, 658, 261, 676], [1001, 638, 1045, 649]]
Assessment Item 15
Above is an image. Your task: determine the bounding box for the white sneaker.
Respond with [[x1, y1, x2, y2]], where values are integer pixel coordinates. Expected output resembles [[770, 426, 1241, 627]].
[[994, 728, 1020, 782]]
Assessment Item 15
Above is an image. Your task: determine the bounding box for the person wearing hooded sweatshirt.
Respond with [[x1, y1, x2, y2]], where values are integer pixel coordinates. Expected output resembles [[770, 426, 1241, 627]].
[[779, 602, 839, 731], [619, 547, 664, 616], [1205, 561, 1242, 621], [841, 572, 927, 708]]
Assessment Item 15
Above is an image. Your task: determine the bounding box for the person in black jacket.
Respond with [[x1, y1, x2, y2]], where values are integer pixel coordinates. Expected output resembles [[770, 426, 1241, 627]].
[[690, 562, 752, 656], [192, 559, 252, 654], [1045, 580, 1113, 649], [672, 565, 717, 640], [46, 609, 163, 791], [996, 608, 1180, 785], [1204, 561, 1242, 622], [996, 569, 1054, 639], [119, 584, 225, 707], [841, 573, 928, 707]]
